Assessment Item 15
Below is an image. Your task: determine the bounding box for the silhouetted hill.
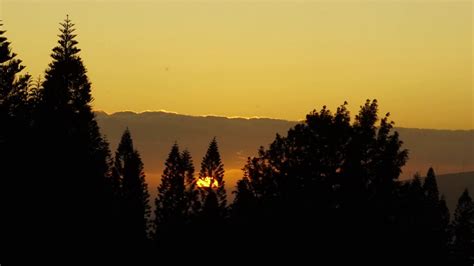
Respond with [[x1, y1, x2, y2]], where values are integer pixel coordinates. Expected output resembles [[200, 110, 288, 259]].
[[96, 111, 474, 204], [396, 127, 474, 178]]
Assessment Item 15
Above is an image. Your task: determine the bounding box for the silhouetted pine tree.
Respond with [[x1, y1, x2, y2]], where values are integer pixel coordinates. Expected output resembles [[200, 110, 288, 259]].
[[0, 22, 31, 255], [422, 168, 450, 263], [424, 168, 439, 202], [0, 22, 30, 116], [199, 138, 227, 215], [409, 174, 425, 228], [36, 16, 112, 249], [450, 189, 474, 265], [113, 129, 150, 245], [392, 174, 426, 263], [154, 143, 187, 245], [0, 22, 31, 171], [440, 195, 450, 235], [182, 149, 199, 216], [0, 21, 29, 171]]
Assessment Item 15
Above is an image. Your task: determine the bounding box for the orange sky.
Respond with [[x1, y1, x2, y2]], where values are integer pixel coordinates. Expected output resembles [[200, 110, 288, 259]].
[[1, 0, 473, 129]]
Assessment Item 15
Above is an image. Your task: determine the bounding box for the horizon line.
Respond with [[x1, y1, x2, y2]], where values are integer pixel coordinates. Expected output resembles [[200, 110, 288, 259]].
[[94, 109, 474, 131]]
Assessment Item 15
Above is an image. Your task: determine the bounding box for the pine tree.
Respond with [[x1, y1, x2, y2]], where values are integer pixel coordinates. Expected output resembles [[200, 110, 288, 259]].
[[0, 22, 30, 116], [42, 16, 91, 112], [113, 129, 150, 244], [440, 195, 450, 234], [154, 143, 187, 244], [0, 21, 31, 256], [397, 173, 427, 263], [424, 167, 440, 203], [36, 16, 112, 248], [198, 138, 227, 215], [192, 138, 228, 249], [0, 22, 31, 168], [0, 21, 30, 177], [182, 149, 199, 216], [407, 174, 425, 229], [451, 189, 474, 265], [40, 15, 110, 187], [421, 168, 450, 263]]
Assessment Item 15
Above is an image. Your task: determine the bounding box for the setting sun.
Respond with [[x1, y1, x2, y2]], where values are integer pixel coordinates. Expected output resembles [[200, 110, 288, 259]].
[[196, 177, 219, 189]]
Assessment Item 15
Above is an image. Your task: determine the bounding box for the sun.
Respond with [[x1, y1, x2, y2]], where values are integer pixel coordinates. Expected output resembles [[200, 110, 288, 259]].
[[196, 177, 219, 189]]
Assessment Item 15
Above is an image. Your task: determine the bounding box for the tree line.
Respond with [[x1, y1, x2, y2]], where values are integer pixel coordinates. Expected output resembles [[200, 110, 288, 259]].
[[1, 17, 473, 263]]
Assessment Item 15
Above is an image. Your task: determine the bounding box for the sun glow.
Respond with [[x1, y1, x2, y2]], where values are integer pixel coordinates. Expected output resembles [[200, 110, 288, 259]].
[[196, 177, 219, 189]]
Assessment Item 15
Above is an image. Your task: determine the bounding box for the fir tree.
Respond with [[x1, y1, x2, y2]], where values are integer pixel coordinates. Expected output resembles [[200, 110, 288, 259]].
[[113, 129, 150, 244], [440, 195, 450, 235], [199, 138, 227, 214], [0, 22, 30, 115], [36, 16, 112, 248], [181, 149, 199, 216], [154, 143, 187, 243], [0, 21, 31, 256], [0, 21, 30, 175], [422, 168, 450, 263], [424, 167, 439, 201], [42, 16, 91, 112], [451, 189, 474, 265], [0, 22, 31, 162]]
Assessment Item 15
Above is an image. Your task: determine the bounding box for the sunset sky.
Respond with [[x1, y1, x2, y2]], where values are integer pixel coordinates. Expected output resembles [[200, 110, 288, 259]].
[[1, 0, 472, 129]]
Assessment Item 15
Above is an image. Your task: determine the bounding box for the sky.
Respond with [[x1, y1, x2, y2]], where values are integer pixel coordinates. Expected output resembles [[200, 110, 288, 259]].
[[1, 0, 472, 129]]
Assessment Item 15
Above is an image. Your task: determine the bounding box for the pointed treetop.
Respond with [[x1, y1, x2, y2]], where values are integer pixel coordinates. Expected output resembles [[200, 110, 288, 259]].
[[52, 15, 80, 61], [181, 148, 195, 179], [423, 167, 439, 201], [170, 142, 180, 154], [199, 137, 225, 185], [181, 148, 194, 170], [0, 22, 29, 100], [427, 167, 435, 179], [116, 128, 134, 157], [42, 16, 92, 110], [0, 23, 12, 63], [458, 189, 472, 205], [163, 143, 181, 172], [0, 22, 20, 65], [181, 148, 192, 159]]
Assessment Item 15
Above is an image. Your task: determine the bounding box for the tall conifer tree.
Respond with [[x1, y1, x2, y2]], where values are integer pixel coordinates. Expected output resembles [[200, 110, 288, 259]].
[[451, 189, 474, 265], [154, 144, 187, 243], [199, 138, 227, 215], [113, 129, 150, 244], [0, 21, 31, 255], [181, 149, 199, 216], [38, 16, 112, 248]]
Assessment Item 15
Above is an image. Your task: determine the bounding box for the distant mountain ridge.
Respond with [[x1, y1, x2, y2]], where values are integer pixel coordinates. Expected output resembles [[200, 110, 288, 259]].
[[96, 111, 474, 209]]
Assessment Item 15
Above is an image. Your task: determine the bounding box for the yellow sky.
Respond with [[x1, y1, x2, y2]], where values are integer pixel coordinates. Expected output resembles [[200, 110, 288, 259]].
[[1, 0, 472, 129]]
